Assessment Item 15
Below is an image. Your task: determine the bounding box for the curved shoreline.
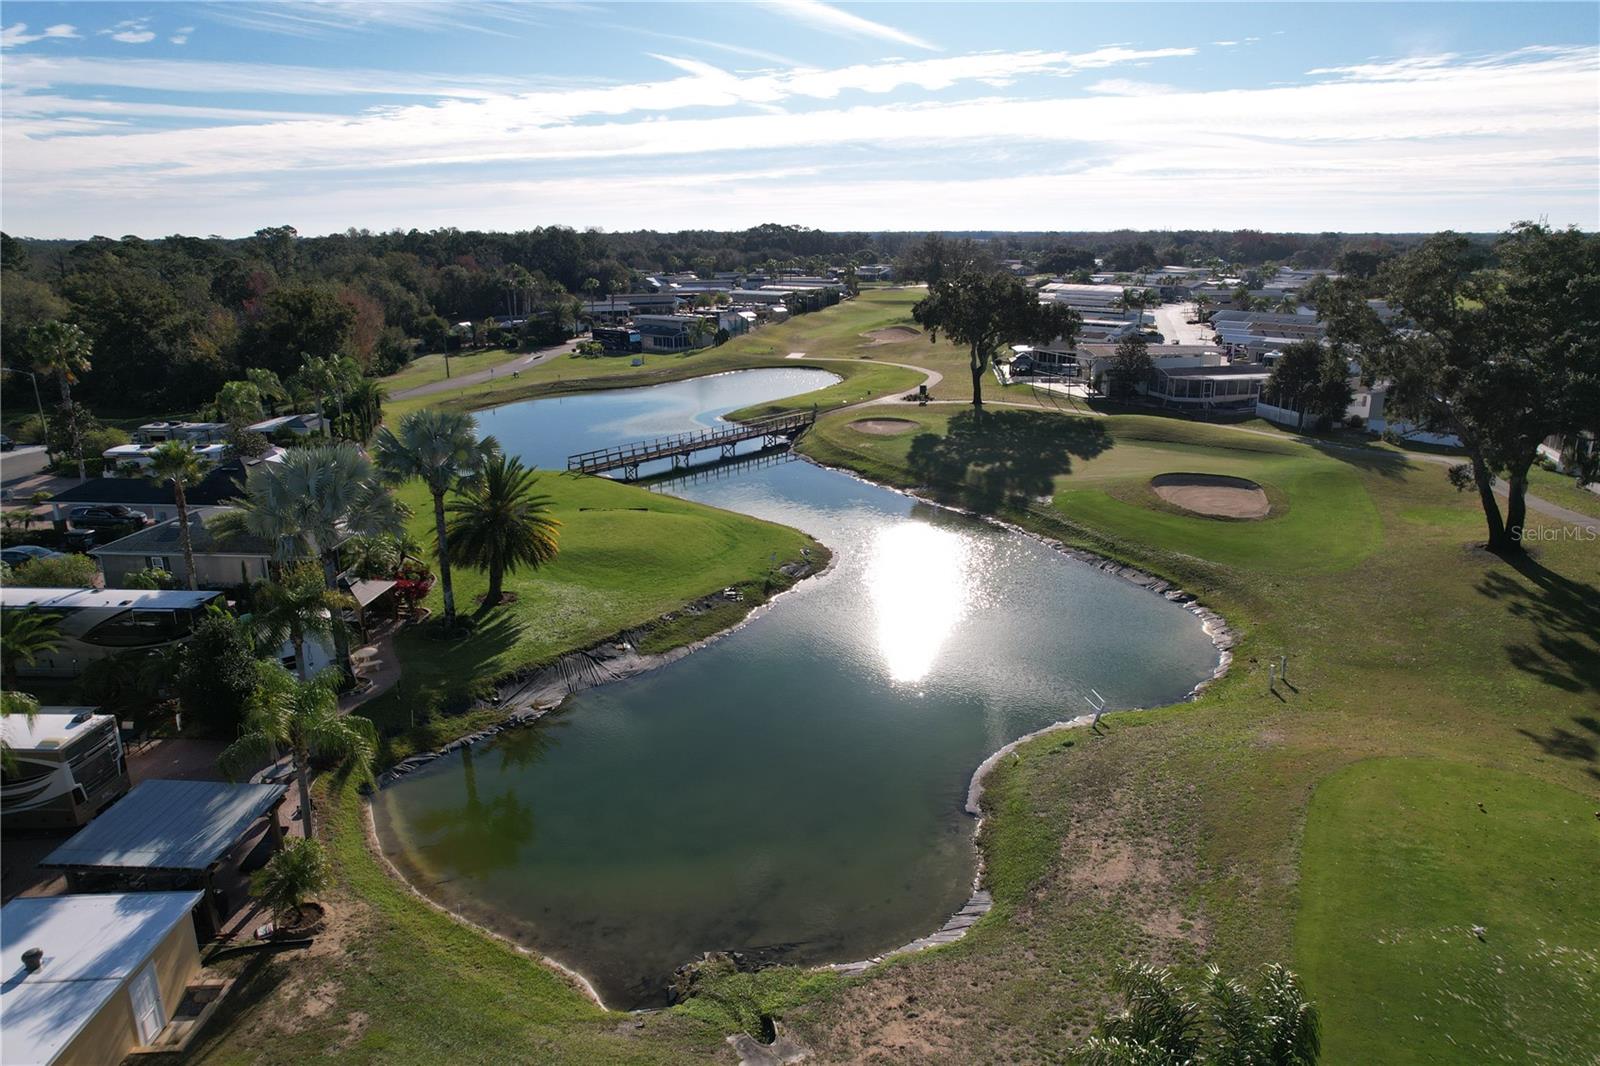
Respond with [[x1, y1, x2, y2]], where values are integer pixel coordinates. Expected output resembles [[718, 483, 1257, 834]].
[[363, 430, 1235, 1014]]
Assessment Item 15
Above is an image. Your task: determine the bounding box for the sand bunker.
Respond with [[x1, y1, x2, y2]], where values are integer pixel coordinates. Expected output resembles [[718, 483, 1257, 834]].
[[1151, 473, 1270, 519], [850, 418, 919, 436], [862, 326, 921, 345]]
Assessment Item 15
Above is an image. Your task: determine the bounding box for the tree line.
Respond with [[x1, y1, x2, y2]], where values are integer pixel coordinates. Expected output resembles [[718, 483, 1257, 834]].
[[1, 224, 1452, 414]]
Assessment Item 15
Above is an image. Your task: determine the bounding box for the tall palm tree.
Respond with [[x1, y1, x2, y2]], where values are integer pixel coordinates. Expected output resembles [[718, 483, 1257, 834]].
[[234, 443, 408, 675], [251, 561, 351, 683], [444, 453, 561, 610], [218, 660, 377, 838], [1, 610, 63, 689], [375, 410, 499, 629], [145, 441, 207, 590], [1207, 963, 1320, 1065], [344, 379, 387, 443], [29, 320, 92, 480]]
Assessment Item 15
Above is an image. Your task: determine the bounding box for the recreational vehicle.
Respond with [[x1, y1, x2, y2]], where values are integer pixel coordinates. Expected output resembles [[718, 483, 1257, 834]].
[[0, 588, 225, 679], [1, 708, 130, 829]]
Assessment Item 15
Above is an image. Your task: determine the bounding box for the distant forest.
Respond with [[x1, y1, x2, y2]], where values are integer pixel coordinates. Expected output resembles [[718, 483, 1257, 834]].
[[0, 224, 1442, 411]]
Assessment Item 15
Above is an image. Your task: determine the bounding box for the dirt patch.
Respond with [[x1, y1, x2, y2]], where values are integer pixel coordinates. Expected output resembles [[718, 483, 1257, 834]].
[[850, 418, 919, 436], [862, 325, 921, 345], [1151, 472, 1270, 519]]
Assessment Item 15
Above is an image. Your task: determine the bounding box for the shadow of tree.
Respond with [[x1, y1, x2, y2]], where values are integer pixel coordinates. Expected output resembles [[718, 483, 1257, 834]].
[[906, 409, 1112, 510], [1476, 553, 1600, 697]]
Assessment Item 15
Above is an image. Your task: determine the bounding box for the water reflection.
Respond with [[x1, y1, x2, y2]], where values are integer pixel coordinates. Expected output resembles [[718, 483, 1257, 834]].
[[868, 522, 975, 684], [409, 728, 550, 879]]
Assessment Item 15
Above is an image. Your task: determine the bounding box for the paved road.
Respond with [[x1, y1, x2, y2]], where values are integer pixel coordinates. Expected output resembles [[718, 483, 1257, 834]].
[[1149, 301, 1215, 347], [0, 445, 50, 486], [392, 341, 577, 401]]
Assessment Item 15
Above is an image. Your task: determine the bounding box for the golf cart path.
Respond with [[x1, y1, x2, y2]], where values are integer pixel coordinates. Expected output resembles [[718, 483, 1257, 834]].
[[391, 341, 576, 400]]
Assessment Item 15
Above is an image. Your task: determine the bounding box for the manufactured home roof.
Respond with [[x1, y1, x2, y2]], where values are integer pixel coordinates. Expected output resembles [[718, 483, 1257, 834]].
[[42, 779, 286, 874], [1, 890, 202, 1066]]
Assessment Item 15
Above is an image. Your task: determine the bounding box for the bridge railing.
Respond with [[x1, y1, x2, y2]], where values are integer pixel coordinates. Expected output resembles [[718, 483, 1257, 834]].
[[566, 409, 815, 475]]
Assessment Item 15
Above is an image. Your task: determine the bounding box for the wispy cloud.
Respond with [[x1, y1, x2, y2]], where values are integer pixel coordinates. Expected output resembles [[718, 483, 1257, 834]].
[[197, 1, 550, 39], [765, 0, 940, 52], [102, 19, 157, 45], [3, 45, 1594, 235], [1, 22, 79, 48], [170, 25, 195, 45]]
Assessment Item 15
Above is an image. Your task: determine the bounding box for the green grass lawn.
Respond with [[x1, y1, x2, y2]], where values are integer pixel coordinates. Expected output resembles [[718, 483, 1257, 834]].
[[363, 472, 820, 757], [1527, 464, 1600, 520], [1296, 758, 1600, 1065], [379, 346, 520, 393]]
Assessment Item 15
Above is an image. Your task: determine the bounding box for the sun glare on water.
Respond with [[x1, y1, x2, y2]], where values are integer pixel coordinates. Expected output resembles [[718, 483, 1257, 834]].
[[867, 521, 976, 684]]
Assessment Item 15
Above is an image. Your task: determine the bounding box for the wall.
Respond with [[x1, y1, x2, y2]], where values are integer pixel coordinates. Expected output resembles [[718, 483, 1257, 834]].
[[57, 918, 200, 1063]]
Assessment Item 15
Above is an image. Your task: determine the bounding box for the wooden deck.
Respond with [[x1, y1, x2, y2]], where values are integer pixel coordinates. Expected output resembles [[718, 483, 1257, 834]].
[[566, 409, 816, 480]]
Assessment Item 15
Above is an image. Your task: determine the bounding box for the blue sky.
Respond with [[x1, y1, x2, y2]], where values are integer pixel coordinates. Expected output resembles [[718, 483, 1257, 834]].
[[2, 2, 1596, 237]]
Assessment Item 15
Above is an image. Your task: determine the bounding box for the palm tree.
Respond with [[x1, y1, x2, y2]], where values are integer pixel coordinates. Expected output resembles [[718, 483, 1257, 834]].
[[29, 320, 92, 480], [1076, 962, 1202, 1064], [375, 410, 499, 629], [233, 443, 408, 675], [209, 380, 266, 425], [2, 690, 41, 773], [1207, 963, 1320, 1065], [251, 837, 330, 923], [218, 660, 377, 838], [344, 379, 387, 443], [251, 561, 351, 683], [1, 610, 63, 689], [246, 368, 290, 417], [444, 453, 561, 610], [145, 441, 207, 590]]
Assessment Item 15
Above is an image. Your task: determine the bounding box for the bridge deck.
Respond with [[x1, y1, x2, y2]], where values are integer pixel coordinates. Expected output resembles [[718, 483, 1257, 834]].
[[566, 409, 816, 479]]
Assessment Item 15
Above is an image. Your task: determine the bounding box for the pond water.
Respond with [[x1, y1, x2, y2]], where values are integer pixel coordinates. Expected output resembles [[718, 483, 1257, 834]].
[[373, 368, 1220, 1008]]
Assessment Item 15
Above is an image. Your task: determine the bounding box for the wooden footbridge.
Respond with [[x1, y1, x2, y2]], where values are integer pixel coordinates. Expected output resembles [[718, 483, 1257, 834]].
[[566, 408, 816, 480]]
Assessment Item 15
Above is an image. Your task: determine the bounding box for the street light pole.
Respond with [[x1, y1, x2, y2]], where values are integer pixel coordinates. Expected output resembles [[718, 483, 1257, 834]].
[[1, 367, 50, 460]]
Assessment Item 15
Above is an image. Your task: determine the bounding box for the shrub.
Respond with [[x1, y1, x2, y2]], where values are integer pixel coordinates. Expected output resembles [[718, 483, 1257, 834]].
[[122, 567, 178, 590], [251, 838, 330, 923], [14, 553, 100, 588], [16, 414, 48, 444], [81, 426, 131, 455], [175, 611, 259, 736]]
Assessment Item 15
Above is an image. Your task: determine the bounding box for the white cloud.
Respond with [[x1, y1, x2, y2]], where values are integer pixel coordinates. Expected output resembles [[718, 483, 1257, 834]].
[[1, 22, 80, 48], [102, 19, 157, 45], [1213, 40, 1239, 47], [764, 0, 940, 52], [3, 45, 1595, 235], [1084, 79, 1177, 96], [170, 26, 195, 45], [197, 1, 551, 40]]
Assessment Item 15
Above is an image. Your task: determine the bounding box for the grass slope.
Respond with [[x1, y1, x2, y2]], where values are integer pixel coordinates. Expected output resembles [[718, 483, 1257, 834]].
[[365, 472, 820, 756]]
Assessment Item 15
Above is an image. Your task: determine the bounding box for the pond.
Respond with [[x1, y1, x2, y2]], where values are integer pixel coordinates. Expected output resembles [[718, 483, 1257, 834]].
[[372, 368, 1221, 1008]]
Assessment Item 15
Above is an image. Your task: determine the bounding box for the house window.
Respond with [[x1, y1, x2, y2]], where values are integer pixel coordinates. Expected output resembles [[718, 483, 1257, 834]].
[[147, 556, 171, 572]]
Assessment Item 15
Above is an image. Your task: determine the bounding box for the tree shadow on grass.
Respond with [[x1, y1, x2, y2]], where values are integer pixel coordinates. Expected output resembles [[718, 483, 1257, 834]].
[[1476, 554, 1600, 775], [906, 408, 1112, 511], [374, 610, 525, 734]]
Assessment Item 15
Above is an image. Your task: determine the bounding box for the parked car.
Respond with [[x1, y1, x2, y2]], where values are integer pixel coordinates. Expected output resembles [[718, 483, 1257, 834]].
[[1, 545, 63, 568], [67, 505, 153, 531], [0, 435, 15, 451]]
